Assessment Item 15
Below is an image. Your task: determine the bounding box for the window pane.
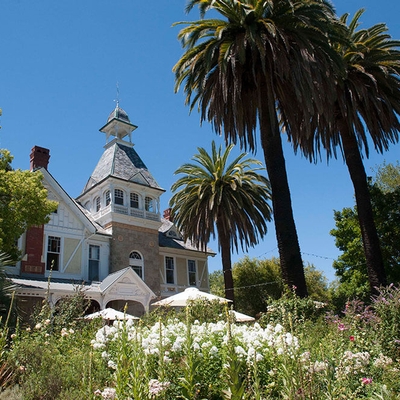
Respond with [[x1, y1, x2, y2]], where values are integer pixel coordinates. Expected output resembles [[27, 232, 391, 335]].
[[165, 256, 174, 284], [89, 245, 100, 260], [188, 260, 196, 286], [130, 193, 139, 208], [47, 236, 60, 271], [89, 260, 99, 281], [105, 191, 111, 206], [115, 189, 124, 205], [129, 251, 141, 260], [145, 197, 153, 212], [95, 197, 101, 212], [129, 251, 143, 279], [132, 266, 143, 278]]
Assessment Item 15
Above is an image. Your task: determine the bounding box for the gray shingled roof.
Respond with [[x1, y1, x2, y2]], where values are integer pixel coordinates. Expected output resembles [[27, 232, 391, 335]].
[[81, 141, 164, 194], [159, 218, 216, 255]]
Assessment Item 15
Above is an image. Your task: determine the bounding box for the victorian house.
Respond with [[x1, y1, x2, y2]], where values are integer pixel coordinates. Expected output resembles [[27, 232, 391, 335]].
[[6, 104, 214, 318]]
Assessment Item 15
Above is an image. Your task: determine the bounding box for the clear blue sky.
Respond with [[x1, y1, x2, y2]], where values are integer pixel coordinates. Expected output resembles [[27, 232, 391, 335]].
[[1, 1, 399, 283]]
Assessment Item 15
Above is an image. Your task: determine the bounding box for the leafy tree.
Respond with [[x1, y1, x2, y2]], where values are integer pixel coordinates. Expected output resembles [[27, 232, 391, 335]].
[[372, 161, 400, 193], [298, 10, 400, 292], [0, 150, 58, 260], [331, 163, 400, 301], [211, 257, 330, 316], [304, 263, 330, 303], [209, 270, 225, 298], [173, 0, 343, 297], [170, 141, 272, 304], [232, 257, 283, 316], [0, 253, 16, 326]]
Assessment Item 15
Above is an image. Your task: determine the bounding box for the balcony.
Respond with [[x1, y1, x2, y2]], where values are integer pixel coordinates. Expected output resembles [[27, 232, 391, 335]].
[[93, 204, 160, 222]]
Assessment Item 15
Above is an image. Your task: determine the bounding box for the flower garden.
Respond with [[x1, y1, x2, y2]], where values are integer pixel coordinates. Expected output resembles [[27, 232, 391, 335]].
[[0, 285, 399, 399]]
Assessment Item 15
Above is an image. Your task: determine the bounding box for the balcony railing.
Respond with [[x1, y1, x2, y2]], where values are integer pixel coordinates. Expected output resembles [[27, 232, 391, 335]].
[[93, 204, 160, 222]]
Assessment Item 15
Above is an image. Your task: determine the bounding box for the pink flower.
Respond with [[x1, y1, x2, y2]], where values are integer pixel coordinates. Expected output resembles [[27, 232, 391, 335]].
[[349, 336, 355, 342], [338, 323, 347, 331], [361, 377, 373, 385]]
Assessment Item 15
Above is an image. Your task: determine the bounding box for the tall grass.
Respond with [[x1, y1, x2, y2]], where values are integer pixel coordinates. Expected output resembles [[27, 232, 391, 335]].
[[0, 286, 399, 399]]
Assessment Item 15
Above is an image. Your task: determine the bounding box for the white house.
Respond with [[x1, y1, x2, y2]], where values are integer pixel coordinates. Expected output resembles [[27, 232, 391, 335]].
[[6, 104, 215, 318]]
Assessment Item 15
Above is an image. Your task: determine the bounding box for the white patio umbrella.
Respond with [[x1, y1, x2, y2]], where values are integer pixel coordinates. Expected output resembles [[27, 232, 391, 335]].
[[84, 307, 139, 321], [229, 310, 255, 322], [152, 287, 231, 307]]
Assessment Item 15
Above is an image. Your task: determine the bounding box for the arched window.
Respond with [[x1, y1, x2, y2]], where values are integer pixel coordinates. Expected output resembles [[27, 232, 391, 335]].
[[95, 197, 101, 212], [129, 251, 144, 279], [114, 189, 124, 205], [105, 190, 111, 206], [130, 192, 139, 209], [145, 196, 154, 212]]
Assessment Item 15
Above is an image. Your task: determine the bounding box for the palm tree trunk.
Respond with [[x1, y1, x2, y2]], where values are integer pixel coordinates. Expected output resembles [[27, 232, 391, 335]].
[[258, 86, 308, 297], [341, 131, 387, 291], [218, 227, 235, 305]]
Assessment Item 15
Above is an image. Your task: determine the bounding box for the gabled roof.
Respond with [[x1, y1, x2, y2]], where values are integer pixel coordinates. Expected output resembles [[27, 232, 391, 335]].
[[40, 167, 111, 237], [99, 266, 156, 298], [80, 141, 164, 195], [159, 218, 216, 256]]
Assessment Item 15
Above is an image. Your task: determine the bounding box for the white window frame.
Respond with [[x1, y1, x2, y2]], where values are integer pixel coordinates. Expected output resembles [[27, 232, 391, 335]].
[[89, 244, 100, 281], [105, 190, 111, 206], [130, 192, 139, 209], [188, 259, 197, 286], [95, 196, 101, 212], [129, 250, 144, 279], [114, 189, 124, 205], [165, 256, 175, 284], [145, 196, 154, 212], [46, 236, 61, 271]]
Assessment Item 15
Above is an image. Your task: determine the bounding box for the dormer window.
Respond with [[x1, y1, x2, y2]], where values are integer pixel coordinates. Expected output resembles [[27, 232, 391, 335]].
[[105, 190, 111, 206], [130, 193, 139, 209], [115, 189, 124, 205], [145, 196, 154, 212]]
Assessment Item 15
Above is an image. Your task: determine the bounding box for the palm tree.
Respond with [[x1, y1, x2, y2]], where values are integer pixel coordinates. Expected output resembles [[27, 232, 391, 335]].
[[169, 141, 272, 304], [173, 0, 343, 296], [296, 10, 400, 292]]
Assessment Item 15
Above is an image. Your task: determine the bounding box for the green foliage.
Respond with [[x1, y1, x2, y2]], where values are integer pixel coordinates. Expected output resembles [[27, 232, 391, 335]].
[[170, 140, 272, 303], [372, 285, 400, 359], [232, 257, 283, 316], [0, 149, 58, 260], [211, 257, 330, 316], [372, 161, 400, 193], [209, 270, 225, 298], [304, 263, 331, 303], [260, 286, 328, 331], [331, 162, 400, 300], [1, 286, 400, 398], [0, 253, 17, 327]]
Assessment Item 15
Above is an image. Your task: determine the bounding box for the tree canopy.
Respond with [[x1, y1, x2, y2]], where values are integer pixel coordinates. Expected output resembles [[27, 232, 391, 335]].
[[173, 0, 345, 297], [170, 141, 272, 304], [0, 149, 58, 260], [210, 256, 330, 316], [330, 162, 400, 301]]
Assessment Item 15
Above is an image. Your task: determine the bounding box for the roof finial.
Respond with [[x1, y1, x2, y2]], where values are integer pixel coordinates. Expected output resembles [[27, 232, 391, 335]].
[[114, 82, 120, 108]]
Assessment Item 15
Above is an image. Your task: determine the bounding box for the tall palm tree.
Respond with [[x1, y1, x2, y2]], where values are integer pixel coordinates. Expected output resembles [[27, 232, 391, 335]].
[[173, 0, 343, 296], [295, 10, 400, 291], [169, 141, 272, 304]]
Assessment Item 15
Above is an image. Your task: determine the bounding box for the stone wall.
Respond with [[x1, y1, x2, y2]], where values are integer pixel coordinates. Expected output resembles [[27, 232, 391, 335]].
[[110, 222, 160, 295]]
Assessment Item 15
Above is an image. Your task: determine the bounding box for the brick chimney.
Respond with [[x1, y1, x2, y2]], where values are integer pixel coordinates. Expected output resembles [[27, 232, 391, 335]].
[[30, 146, 50, 171], [163, 208, 173, 222]]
